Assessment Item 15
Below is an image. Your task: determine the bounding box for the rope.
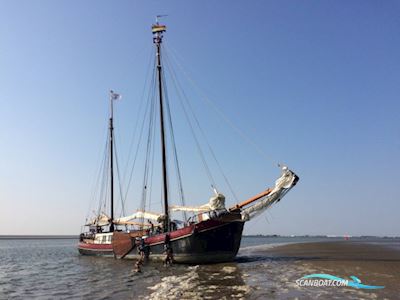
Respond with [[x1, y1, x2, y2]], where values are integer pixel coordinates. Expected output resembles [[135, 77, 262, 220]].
[[123, 54, 157, 203], [161, 61, 188, 220], [161, 52, 216, 189], [163, 47, 240, 202], [86, 133, 109, 222], [172, 79, 217, 188], [123, 48, 154, 182], [113, 137, 126, 217], [165, 43, 277, 167], [140, 68, 157, 226], [98, 136, 110, 216], [146, 92, 158, 215]]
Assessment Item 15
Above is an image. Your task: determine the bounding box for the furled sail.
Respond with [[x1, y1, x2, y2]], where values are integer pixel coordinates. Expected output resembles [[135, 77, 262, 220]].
[[114, 210, 164, 225], [85, 213, 110, 226], [170, 192, 226, 213], [240, 166, 298, 221]]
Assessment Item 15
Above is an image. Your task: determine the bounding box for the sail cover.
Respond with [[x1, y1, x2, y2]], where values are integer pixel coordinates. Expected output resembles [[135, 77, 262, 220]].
[[240, 166, 298, 221], [170, 193, 226, 213]]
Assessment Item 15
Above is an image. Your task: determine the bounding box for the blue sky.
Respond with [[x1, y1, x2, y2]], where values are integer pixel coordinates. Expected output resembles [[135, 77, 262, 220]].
[[0, 1, 399, 236]]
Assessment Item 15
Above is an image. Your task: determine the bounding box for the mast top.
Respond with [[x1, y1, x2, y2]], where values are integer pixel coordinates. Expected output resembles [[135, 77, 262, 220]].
[[152, 16, 167, 43], [152, 24, 166, 34]]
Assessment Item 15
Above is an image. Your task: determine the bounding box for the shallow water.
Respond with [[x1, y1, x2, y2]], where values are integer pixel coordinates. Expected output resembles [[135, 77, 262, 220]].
[[0, 237, 398, 299]]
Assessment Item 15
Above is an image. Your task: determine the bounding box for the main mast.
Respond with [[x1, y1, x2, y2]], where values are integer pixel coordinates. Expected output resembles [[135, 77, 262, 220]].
[[109, 90, 120, 232], [152, 20, 169, 232]]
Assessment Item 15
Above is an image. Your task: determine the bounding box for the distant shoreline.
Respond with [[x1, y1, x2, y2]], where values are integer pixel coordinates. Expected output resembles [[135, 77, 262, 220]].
[[243, 234, 399, 238], [0, 234, 398, 240], [0, 235, 78, 240]]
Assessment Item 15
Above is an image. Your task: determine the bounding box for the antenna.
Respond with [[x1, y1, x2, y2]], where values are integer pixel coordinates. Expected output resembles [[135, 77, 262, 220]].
[[156, 14, 168, 24]]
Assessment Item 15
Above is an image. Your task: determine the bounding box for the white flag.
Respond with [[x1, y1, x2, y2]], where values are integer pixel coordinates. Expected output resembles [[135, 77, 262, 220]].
[[110, 90, 122, 100]]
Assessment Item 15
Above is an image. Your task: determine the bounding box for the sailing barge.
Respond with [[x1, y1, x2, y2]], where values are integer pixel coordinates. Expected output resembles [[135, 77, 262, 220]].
[[78, 21, 299, 264]]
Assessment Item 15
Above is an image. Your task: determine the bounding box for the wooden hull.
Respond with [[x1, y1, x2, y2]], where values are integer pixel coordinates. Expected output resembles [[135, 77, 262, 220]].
[[77, 242, 114, 256], [141, 219, 244, 264], [78, 218, 245, 264]]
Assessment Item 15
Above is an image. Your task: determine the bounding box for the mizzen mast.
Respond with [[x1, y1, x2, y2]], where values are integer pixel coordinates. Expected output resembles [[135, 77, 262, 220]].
[[109, 90, 120, 232], [152, 19, 169, 232], [109, 91, 115, 232]]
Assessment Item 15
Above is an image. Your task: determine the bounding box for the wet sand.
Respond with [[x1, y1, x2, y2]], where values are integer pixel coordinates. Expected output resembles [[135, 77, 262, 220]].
[[261, 241, 400, 299], [142, 241, 400, 299]]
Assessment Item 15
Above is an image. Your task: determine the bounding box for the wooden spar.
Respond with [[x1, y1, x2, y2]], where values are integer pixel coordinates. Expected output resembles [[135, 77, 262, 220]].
[[229, 188, 273, 211], [113, 221, 156, 227]]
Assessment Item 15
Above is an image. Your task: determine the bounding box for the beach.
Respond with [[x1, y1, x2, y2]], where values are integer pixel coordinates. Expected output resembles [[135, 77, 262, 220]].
[[239, 241, 400, 299]]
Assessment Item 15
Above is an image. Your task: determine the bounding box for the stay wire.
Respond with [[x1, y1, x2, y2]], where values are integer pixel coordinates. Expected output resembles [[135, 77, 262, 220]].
[[166, 66, 217, 189], [99, 136, 110, 216], [161, 47, 218, 189], [165, 43, 277, 168], [147, 92, 157, 215], [161, 53, 187, 220], [140, 67, 157, 225], [86, 133, 109, 222], [113, 136, 126, 217], [123, 54, 157, 203], [123, 48, 155, 182], [163, 46, 239, 202]]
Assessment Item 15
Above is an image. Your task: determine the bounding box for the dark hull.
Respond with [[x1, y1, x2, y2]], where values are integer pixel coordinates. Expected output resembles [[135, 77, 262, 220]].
[[78, 218, 245, 264], [141, 220, 244, 264]]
